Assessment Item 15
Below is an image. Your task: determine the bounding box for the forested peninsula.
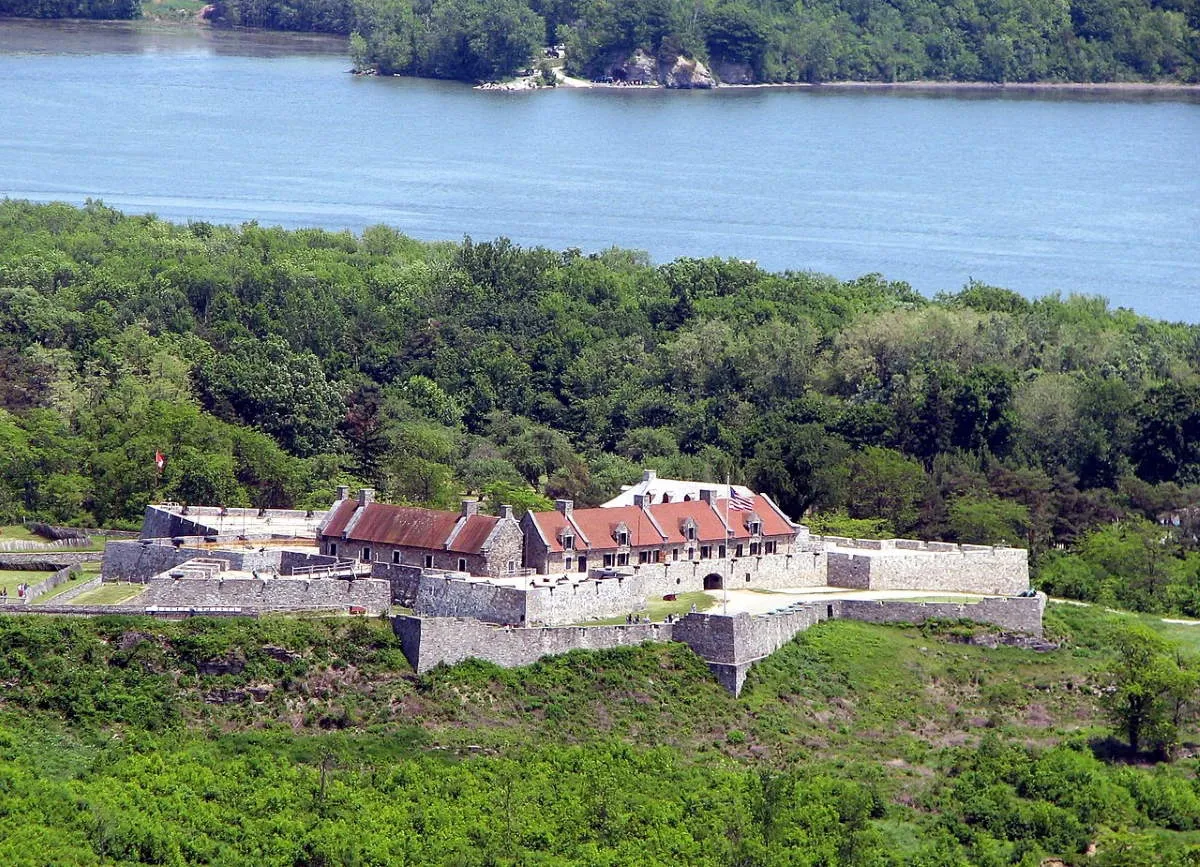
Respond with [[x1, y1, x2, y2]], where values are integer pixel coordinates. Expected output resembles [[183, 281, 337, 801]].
[[3, 0, 1197, 85], [6, 199, 1200, 617]]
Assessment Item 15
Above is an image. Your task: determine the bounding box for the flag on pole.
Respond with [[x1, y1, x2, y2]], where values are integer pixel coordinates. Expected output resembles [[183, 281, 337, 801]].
[[154, 451, 166, 472], [728, 488, 755, 511]]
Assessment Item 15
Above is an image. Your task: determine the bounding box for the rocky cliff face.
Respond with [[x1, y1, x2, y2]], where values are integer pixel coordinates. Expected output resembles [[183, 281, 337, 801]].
[[602, 50, 716, 88], [713, 60, 754, 84], [664, 56, 715, 88]]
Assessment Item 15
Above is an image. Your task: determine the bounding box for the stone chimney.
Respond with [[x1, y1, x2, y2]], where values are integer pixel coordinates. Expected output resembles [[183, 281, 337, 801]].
[[555, 498, 573, 516], [336, 485, 349, 501], [500, 505, 514, 520], [699, 489, 715, 505], [643, 469, 657, 483], [358, 488, 375, 507], [461, 499, 479, 517]]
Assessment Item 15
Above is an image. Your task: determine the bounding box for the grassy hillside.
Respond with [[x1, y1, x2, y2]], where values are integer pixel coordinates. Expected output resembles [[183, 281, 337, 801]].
[[3, 604, 1200, 863]]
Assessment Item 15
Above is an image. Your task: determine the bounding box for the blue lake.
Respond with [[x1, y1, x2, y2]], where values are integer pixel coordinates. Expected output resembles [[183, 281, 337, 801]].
[[2, 20, 1198, 320]]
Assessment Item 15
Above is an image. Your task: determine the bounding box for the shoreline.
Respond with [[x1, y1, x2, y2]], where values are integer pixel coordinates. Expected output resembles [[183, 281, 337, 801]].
[[483, 73, 1200, 95]]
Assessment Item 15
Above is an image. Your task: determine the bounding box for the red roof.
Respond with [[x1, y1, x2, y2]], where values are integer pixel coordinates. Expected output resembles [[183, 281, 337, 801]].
[[720, 495, 795, 539], [321, 500, 499, 554], [527, 495, 796, 553]]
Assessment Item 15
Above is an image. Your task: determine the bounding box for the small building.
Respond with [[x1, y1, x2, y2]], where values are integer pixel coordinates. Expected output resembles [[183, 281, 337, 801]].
[[522, 488, 799, 575], [317, 488, 523, 577]]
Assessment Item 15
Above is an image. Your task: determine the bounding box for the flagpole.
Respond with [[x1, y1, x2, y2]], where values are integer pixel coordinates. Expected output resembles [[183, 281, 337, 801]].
[[723, 475, 730, 616]]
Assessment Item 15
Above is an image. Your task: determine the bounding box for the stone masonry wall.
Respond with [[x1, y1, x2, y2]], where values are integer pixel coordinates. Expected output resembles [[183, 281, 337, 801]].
[[618, 550, 827, 597], [0, 552, 95, 571], [525, 573, 649, 625], [138, 576, 390, 614], [837, 593, 1046, 637], [825, 546, 1029, 595], [394, 616, 672, 673], [414, 573, 528, 624], [371, 562, 423, 604], [104, 541, 299, 582]]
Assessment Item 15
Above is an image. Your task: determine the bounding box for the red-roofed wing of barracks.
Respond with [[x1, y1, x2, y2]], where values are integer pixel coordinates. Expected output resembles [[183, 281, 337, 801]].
[[522, 488, 800, 575], [317, 488, 524, 577]]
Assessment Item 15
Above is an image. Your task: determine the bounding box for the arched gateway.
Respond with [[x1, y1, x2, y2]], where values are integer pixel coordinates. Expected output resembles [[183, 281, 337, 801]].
[[703, 573, 723, 590]]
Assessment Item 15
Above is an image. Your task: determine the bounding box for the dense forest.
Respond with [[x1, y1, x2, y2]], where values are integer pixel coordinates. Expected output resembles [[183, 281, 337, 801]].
[[206, 0, 1200, 82], [1, 604, 1200, 864], [6, 199, 1200, 612]]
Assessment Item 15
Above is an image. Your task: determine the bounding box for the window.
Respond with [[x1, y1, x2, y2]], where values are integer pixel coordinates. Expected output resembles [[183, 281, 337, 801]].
[[718, 544, 726, 559], [638, 550, 649, 564], [603, 553, 614, 567], [563, 534, 574, 551], [750, 542, 761, 556], [392, 551, 401, 564], [735, 544, 744, 557], [424, 554, 433, 568], [578, 557, 587, 573], [329, 542, 337, 558], [458, 557, 467, 572], [565, 556, 573, 571], [361, 547, 371, 562], [507, 560, 516, 573], [700, 545, 711, 559], [685, 523, 696, 541], [672, 548, 679, 561], [617, 531, 629, 546], [765, 540, 777, 554], [617, 552, 629, 566], [687, 547, 695, 560], [749, 520, 762, 535]]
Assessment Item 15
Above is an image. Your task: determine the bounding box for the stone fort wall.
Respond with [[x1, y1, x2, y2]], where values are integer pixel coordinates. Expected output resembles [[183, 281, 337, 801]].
[[104, 541, 337, 583], [821, 538, 1029, 595], [137, 576, 390, 614], [396, 593, 1047, 693]]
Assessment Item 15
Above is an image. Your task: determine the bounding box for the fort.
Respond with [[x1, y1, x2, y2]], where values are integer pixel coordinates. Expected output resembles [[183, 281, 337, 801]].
[[7, 472, 1045, 694]]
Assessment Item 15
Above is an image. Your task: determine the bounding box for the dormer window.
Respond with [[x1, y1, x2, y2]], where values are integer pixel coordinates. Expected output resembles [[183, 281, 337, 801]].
[[562, 533, 574, 551], [746, 514, 762, 536], [683, 518, 697, 541], [618, 531, 629, 546]]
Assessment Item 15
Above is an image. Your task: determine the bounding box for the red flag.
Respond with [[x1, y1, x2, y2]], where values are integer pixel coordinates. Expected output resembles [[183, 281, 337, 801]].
[[154, 451, 165, 472]]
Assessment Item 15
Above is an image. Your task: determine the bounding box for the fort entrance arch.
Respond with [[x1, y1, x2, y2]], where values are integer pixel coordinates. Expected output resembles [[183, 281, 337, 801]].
[[703, 573, 723, 590]]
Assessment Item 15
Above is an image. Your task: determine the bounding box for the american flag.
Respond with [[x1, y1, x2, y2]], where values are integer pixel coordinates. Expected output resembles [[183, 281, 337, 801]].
[[728, 489, 755, 511]]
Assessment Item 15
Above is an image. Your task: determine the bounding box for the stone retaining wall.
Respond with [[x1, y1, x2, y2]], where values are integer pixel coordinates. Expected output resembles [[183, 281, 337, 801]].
[[825, 546, 1029, 595], [394, 616, 671, 673], [0, 552, 95, 571], [105, 540, 313, 583], [394, 592, 1048, 694], [137, 576, 390, 614]]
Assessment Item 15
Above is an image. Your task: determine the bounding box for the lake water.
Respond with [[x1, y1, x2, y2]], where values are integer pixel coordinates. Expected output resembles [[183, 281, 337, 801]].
[[2, 20, 1198, 321]]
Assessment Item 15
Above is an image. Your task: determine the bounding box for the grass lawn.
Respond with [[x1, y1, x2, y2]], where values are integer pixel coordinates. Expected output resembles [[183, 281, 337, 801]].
[[69, 583, 146, 606], [573, 590, 716, 625], [0, 525, 44, 543], [0, 570, 55, 596]]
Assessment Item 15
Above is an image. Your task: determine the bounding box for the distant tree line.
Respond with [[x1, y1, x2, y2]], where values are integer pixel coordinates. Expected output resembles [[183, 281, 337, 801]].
[[196, 0, 1200, 82], [0, 0, 138, 19]]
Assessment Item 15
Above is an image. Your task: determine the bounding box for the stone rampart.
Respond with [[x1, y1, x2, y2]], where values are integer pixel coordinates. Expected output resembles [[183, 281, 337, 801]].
[[824, 541, 1028, 596], [414, 573, 528, 624], [105, 541, 314, 582], [624, 550, 827, 595], [394, 616, 672, 673], [526, 573, 648, 625], [0, 552, 95, 571], [137, 576, 390, 615], [371, 562, 423, 605], [836, 593, 1046, 637]]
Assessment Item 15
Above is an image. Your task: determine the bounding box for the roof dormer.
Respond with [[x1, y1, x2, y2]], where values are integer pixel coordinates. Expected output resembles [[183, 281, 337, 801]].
[[745, 512, 763, 536], [681, 517, 697, 541], [613, 522, 630, 547]]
